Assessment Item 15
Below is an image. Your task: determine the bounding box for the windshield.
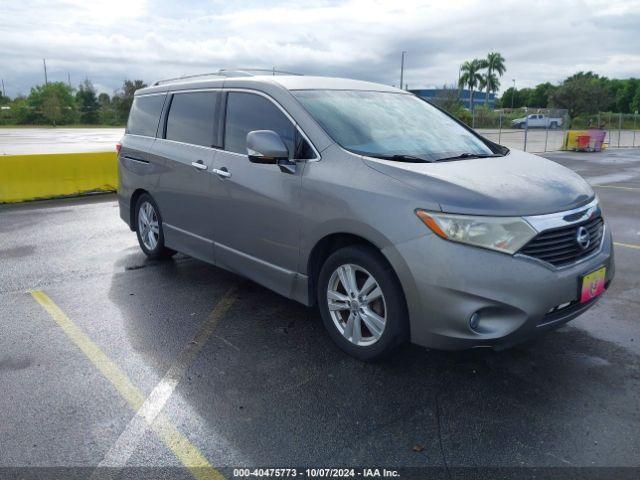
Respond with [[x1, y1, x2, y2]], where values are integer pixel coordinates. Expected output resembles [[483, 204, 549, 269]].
[[292, 90, 495, 161]]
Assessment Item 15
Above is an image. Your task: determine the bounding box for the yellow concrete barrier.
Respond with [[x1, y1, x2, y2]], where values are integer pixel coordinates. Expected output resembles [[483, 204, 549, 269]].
[[0, 151, 117, 203]]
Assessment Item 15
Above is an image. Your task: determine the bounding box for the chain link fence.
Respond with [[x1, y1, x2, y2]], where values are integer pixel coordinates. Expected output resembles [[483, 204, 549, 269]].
[[468, 107, 639, 153]]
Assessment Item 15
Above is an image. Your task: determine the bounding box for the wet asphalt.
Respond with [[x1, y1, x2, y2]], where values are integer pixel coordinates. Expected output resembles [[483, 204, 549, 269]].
[[0, 149, 639, 478]]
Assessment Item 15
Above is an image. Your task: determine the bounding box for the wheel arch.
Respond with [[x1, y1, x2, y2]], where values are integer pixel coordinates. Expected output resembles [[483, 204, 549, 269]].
[[306, 232, 397, 307]]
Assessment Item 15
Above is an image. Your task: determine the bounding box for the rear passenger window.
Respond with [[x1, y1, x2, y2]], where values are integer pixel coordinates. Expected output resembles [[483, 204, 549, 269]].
[[165, 91, 219, 147], [224, 92, 298, 158], [127, 95, 165, 137]]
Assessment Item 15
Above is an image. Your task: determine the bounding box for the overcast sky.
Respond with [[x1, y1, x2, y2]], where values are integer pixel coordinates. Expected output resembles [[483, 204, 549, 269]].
[[1, 0, 639, 97]]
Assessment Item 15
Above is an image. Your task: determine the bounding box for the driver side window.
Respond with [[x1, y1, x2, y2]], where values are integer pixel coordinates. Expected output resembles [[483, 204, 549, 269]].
[[224, 92, 313, 159]]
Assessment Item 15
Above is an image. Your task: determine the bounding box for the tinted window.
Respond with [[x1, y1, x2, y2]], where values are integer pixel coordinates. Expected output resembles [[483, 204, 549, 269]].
[[165, 91, 219, 147], [224, 93, 297, 157], [127, 94, 165, 137]]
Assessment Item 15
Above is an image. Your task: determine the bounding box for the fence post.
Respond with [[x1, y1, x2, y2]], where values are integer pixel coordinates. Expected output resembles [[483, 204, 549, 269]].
[[608, 113, 612, 147], [618, 112, 622, 147], [634, 113, 637, 147], [544, 118, 549, 152], [498, 110, 502, 144], [524, 116, 528, 152]]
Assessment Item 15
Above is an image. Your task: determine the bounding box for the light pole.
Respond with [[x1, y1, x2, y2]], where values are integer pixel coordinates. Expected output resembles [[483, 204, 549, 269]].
[[511, 78, 516, 110], [399, 51, 406, 90]]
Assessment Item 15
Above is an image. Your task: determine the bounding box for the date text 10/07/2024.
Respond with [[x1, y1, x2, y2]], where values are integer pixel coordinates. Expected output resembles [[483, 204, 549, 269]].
[[233, 468, 401, 478]]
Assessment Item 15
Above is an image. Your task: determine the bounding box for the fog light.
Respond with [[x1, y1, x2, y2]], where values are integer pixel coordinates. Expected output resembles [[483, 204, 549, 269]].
[[469, 312, 480, 330]]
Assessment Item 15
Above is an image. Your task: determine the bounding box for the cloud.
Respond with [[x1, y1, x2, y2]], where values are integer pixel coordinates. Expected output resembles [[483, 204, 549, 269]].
[[1, 0, 638, 97]]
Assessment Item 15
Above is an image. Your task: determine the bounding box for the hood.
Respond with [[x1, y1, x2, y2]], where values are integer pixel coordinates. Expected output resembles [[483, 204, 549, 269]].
[[363, 150, 594, 216]]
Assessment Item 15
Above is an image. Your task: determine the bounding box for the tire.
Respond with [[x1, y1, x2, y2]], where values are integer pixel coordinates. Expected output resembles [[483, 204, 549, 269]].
[[317, 245, 409, 361], [550, 122, 558, 129], [134, 193, 176, 260]]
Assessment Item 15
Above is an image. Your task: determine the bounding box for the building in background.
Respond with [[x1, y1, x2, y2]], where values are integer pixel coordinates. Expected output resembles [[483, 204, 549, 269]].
[[409, 88, 496, 109]]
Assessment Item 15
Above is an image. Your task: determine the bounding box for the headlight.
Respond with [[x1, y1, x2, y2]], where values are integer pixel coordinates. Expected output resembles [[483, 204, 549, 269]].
[[415, 210, 537, 254]]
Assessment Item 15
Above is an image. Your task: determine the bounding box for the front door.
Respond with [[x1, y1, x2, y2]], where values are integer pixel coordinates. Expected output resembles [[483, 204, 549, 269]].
[[212, 91, 316, 297]]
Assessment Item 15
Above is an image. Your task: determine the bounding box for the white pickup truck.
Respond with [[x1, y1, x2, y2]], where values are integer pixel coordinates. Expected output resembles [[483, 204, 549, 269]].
[[511, 114, 563, 129]]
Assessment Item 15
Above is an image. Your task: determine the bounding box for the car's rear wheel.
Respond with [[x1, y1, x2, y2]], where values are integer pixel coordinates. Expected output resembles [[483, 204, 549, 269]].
[[135, 193, 176, 260], [317, 246, 408, 361]]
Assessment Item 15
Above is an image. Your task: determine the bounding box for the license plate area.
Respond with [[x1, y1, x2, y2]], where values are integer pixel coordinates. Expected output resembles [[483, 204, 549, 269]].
[[579, 266, 606, 303]]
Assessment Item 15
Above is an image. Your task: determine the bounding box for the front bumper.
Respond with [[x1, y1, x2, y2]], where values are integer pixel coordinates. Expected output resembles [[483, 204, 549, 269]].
[[384, 227, 615, 350]]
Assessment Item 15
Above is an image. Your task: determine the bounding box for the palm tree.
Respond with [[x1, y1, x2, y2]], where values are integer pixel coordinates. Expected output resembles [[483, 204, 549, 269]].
[[481, 72, 501, 107], [484, 52, 506, 106], [458, 59, 485, 111]]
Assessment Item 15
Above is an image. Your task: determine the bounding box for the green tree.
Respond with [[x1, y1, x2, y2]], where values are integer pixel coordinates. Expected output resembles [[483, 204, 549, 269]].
[[527, 82, 557, 108], [615, 79, 639, 113], [112, 79, 147, 124], [75, 79, 100, 124], [500, 87, 530, 109], [27, 82, 77, 125], [483, 52, 505, 107], [549, 72, 613, 117], [632, 88, 640, 114], [97, 92, 116, 124], [458, 59, 485, 111]]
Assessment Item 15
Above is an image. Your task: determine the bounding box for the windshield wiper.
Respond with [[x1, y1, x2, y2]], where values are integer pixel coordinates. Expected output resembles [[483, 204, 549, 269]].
[[435, 153, 503, 162], [367, 153, 434, 163]]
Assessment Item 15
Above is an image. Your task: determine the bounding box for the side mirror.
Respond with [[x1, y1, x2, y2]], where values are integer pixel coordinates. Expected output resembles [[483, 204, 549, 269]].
[[246, 130, 289, 164]]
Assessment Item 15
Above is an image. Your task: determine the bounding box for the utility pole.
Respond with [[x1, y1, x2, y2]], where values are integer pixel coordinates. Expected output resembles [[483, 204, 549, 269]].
[[511, 78, 516, 110], [43, 59, 48, 85], [399, 51, 406, 91], [67, 72, 71, 88], [1, 79, 5, 98]]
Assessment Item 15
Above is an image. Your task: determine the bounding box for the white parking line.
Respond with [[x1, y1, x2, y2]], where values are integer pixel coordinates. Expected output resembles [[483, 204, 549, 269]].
[[90, 286, 237, 479]]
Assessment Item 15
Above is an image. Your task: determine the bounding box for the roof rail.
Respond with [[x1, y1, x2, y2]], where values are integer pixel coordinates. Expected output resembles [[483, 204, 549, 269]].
[[154, 68, 303, 86], [153, 72, 224, 86], [218, 68, 303, 77]]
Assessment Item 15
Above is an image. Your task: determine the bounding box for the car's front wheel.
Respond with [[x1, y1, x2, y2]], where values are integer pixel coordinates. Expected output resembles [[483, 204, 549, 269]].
[[134, 193, 176, 260], [317, 246, 408, 361]]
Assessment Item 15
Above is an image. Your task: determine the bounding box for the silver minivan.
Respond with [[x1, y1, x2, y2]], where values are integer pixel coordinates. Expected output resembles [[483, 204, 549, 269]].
[[118, 72, 614, 360]]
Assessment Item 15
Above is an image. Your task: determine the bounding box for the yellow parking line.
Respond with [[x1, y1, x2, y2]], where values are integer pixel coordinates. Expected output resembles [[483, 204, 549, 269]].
[[29, 289, 236, 480], [97, 287, 237, 475], [614, 241, 640, 250], [29, 290, 145, 408], [593, 184, 640, 191]]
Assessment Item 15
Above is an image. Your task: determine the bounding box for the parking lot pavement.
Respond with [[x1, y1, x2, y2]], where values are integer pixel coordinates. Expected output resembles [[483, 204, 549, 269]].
[[1, 150, 640, 478], [0, 128, 123, 155]]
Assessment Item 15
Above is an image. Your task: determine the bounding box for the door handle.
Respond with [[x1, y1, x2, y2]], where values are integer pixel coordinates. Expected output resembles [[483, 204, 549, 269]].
[[191, 161, 207, 171], [212, 168, 232, 178]]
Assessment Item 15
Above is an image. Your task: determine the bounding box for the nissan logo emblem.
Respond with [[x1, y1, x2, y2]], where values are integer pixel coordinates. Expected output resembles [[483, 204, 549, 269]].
[[576, 226, 590, 250]]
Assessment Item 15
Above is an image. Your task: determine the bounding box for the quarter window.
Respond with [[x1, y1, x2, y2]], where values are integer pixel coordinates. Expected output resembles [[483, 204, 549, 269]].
[[127, 95, 165, 137], [166, 91, 219, 147], [224, 92, 299, 158]]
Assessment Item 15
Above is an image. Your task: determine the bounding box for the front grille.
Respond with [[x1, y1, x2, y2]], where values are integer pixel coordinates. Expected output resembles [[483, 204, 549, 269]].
[[519, 215, 604, 267]]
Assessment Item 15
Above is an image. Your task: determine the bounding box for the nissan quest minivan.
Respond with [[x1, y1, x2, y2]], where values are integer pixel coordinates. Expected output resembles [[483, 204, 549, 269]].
[[117, 71, 614, 360]]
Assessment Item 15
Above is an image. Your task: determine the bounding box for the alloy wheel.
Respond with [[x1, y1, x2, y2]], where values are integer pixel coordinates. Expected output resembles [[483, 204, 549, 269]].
[[138, 201, 160, 251], [326, 263, 387, 346]]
